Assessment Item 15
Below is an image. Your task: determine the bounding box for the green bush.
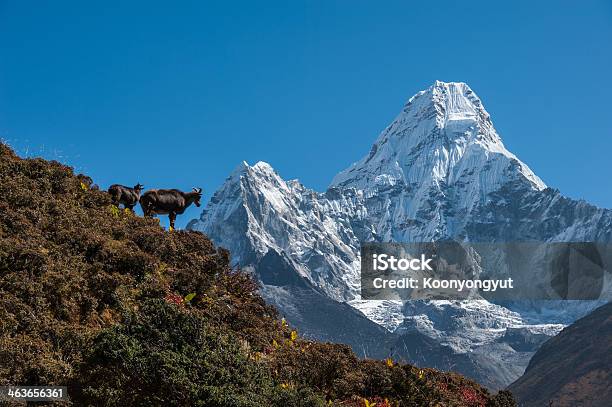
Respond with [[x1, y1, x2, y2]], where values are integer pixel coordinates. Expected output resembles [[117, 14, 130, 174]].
[[75, 299, 322, 406]]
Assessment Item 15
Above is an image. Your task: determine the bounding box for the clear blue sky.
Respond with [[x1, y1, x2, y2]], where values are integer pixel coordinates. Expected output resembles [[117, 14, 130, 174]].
[[1, 1, 611, 228]]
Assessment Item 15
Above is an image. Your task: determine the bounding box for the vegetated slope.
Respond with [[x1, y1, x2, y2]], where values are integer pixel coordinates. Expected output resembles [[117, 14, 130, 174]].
[[0, 143, 515, 406], [508, 302, 612, 407]]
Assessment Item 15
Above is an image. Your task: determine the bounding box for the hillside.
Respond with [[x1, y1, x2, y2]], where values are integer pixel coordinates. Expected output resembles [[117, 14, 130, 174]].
[[508, 302, 612, 407], [0, 142, 515, 406]]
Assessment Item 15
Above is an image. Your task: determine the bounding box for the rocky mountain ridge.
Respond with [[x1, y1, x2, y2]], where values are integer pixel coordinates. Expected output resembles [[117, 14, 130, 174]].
[[188, 81, 611, 389]]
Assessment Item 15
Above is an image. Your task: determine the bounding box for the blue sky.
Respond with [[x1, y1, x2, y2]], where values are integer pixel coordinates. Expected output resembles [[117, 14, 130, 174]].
[[1, 1, 611, 228]]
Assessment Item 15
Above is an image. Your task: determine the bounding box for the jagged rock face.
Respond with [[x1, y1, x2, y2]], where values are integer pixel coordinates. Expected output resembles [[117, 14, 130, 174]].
[[189, 161, 364, 302], [188, 81, 611, 389], [331, 81, 545, 242]]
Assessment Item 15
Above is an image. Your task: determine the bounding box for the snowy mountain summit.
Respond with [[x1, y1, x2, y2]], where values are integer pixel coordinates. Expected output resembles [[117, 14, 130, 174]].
[[330, 80, 547, 242], [188, 81, 612, 389], [332, 81, 544, 193]]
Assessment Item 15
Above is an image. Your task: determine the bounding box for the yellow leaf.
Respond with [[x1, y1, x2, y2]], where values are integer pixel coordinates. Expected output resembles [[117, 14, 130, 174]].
[[109, 205, 119, 218], [386, 357, 394, 367], [272, 339, 279, 349], [169, 226, 174, 232], [363, 398, 376, 407], [290, 330, 298, 341], [80, 182, 88, 191]]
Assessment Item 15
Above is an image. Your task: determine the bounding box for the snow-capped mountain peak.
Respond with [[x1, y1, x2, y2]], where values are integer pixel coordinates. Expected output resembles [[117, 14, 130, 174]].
[[331, 80, 545, 194], [429, 80, 486, 123], [189, 81, 611, 389]]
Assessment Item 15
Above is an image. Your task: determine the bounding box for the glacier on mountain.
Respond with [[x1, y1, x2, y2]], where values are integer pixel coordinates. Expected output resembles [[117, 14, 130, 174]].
[[188, 81, 611, 389]]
